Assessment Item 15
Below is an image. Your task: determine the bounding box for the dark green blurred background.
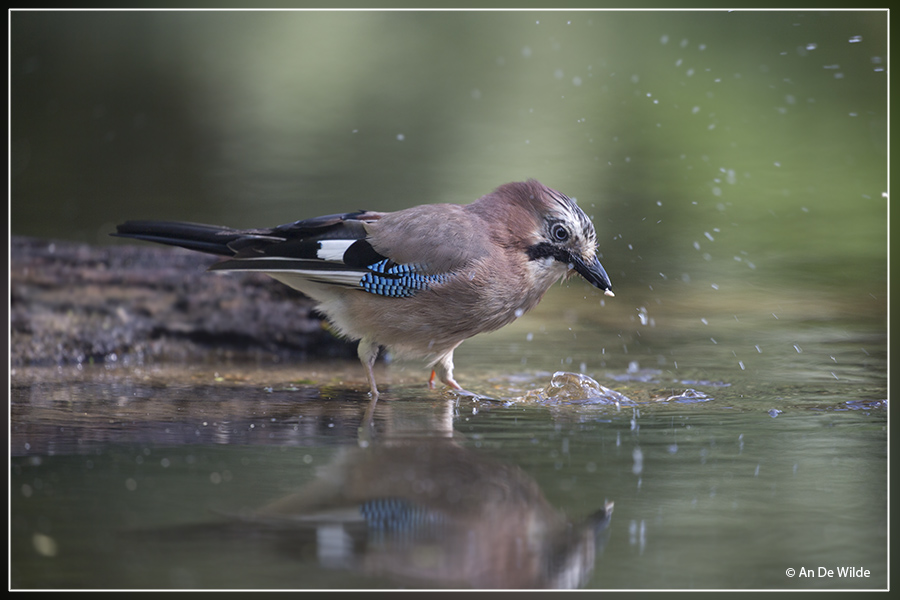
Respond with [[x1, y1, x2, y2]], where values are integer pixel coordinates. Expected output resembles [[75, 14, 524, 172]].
[[11, 9, 887, 294]]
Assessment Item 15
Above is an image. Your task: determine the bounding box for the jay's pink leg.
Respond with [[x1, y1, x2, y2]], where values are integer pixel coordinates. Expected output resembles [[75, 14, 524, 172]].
[[357, 338, 381, 399], [430, 349, 462, 390], [428, 369, 461, 390]]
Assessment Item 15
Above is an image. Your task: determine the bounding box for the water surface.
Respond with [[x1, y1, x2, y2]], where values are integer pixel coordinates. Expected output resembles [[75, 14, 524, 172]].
[[10, 283, 886, 590]]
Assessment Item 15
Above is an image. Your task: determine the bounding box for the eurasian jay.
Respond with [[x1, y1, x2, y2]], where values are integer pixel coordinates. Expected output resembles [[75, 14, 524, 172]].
[[114, 179, 614, 397]]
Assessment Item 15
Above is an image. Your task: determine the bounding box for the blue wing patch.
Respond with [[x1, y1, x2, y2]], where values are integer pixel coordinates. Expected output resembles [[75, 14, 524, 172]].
[[359, 259, 449, 298], [359, 497, 448, 535]]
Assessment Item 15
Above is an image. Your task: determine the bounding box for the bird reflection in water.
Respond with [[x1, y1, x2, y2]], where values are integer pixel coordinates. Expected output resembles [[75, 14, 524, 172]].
[[247, 437, 614, 589]]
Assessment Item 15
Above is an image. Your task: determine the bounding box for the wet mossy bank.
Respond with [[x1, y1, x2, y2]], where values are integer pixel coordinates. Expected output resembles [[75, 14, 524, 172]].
[[10, 236, 356, 368]]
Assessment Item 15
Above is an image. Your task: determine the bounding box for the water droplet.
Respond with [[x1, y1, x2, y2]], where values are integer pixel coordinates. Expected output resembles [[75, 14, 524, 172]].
[[632, 448, 643, 475], [32, 533, 58, 557]]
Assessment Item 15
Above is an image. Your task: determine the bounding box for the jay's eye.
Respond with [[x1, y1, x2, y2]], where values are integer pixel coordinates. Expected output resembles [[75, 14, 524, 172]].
[[551, 223, 569, 242]]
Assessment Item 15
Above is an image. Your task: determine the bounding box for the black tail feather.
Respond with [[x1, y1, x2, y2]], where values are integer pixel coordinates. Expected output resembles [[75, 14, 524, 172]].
[[113, 221, 242, 256]]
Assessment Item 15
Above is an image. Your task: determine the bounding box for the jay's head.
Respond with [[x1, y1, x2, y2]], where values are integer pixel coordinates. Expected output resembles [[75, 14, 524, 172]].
[[481, 180, 614, 296]]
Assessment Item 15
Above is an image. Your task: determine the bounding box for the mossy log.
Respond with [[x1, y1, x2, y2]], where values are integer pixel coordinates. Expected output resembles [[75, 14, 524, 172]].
[[10, 236, 355, 367]]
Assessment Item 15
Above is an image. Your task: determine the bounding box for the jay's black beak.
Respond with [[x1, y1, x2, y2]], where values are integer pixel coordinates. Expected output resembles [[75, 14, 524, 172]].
[[572, 254, 614, 297]]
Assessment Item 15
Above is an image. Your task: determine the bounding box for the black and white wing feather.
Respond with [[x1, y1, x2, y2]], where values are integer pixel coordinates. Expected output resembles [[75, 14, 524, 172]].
[[114, 212, 449, 298]]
